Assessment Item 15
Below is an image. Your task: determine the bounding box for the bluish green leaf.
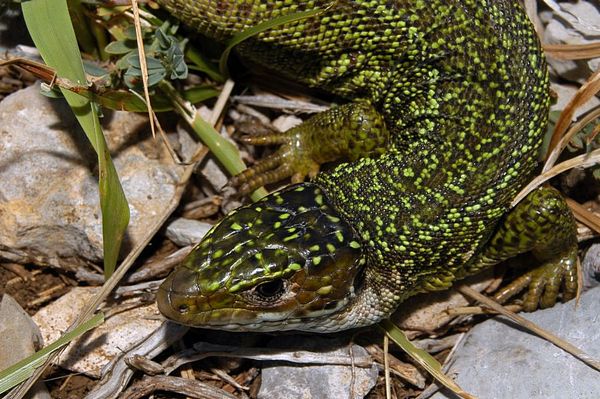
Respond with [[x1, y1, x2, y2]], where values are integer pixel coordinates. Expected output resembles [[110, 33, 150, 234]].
[[105, 40, 138, 55], [127, 54, 164, 70]]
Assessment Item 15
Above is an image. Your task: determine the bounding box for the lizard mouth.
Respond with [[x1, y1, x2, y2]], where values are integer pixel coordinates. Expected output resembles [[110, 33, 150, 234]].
[[156, 264, 356, 332]]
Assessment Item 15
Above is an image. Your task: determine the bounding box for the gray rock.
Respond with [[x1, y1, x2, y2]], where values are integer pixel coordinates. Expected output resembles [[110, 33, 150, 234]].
[[199, 157, 229, 193], [257, 336, 378, 399], [582, 244, 600, 290], [0, 294, 51, 399], [550, 83, 600, 119], [541, 2, 600, 83], [0, 84, 185, 270], [165, 218, 213, 246], [429, 286, 600, 399]]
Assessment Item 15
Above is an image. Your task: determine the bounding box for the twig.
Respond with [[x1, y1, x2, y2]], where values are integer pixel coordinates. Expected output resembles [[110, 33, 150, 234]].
[[120, 375, 238, 399], [85, 322, 189, 399], [163, 342, 373, 375]]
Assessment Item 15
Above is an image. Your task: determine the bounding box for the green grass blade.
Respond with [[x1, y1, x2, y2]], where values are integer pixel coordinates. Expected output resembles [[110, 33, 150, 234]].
[[0, 313, 104, 394], [186, 46, 225, 83], [188, 113, 268, 202], [159, 80, 268, 201], [219, 7, 326, 77], [22, 0, 130, 278]]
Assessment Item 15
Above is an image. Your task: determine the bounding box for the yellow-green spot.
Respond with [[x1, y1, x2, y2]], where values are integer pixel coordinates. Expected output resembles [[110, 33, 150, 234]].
[[213, 249, 224, 258], [317, 285, 333, 295], [283, 233, 300, 242], [207, 281, 221, 292], [313, 256, 322, 265], [229, 283, 242, 293], [289, 262, 302, 271]]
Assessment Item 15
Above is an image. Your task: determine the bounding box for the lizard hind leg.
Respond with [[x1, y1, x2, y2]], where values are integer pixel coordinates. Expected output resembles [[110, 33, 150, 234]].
[[231, 101, 390, 195], [466, 187, 578, 311]]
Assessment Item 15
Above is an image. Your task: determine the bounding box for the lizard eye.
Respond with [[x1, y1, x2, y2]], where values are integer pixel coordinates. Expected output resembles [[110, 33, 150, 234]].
[[255, 279, 285, 301], [177, 303, 189, 313]]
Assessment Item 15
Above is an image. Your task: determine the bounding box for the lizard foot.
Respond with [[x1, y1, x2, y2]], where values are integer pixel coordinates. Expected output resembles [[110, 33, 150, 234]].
[[465, 187, 578, 311], [493, 245, 578, 311]]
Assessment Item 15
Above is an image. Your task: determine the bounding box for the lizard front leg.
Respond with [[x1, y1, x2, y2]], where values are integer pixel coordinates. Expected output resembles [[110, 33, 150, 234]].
[[232, 101, 390, 194]]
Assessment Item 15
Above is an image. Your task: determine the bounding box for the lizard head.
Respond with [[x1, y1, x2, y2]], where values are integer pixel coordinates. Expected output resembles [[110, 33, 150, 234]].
[[157, 183, 365, 332]]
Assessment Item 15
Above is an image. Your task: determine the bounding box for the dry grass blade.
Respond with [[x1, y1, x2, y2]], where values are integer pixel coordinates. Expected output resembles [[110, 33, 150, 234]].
[[544, 68, 600, 163], [379, 320, 478, 399], [566, 198, 600, 235], [544, 42, 600, 60], [512, 147, 600, 206], [544, 106, 600, 172], [208, 79, 235, 126], [383, 335, 391, 399], [0, 58, 57, 83], [130, 0, 156, 138], [457, 285, 600, 372]]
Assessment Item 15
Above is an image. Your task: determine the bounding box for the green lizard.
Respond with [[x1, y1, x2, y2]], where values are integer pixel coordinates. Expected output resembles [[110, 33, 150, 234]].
[[156, 0, 578, 332]]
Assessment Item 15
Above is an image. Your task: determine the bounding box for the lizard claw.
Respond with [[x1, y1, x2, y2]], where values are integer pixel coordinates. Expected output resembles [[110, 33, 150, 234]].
[[231, 129, 321, 195], [493, 246, 578, 311]]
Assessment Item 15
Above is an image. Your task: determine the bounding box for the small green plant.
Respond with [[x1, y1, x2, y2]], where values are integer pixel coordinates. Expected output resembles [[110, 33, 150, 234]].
[[106, 24, 188, 89]]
